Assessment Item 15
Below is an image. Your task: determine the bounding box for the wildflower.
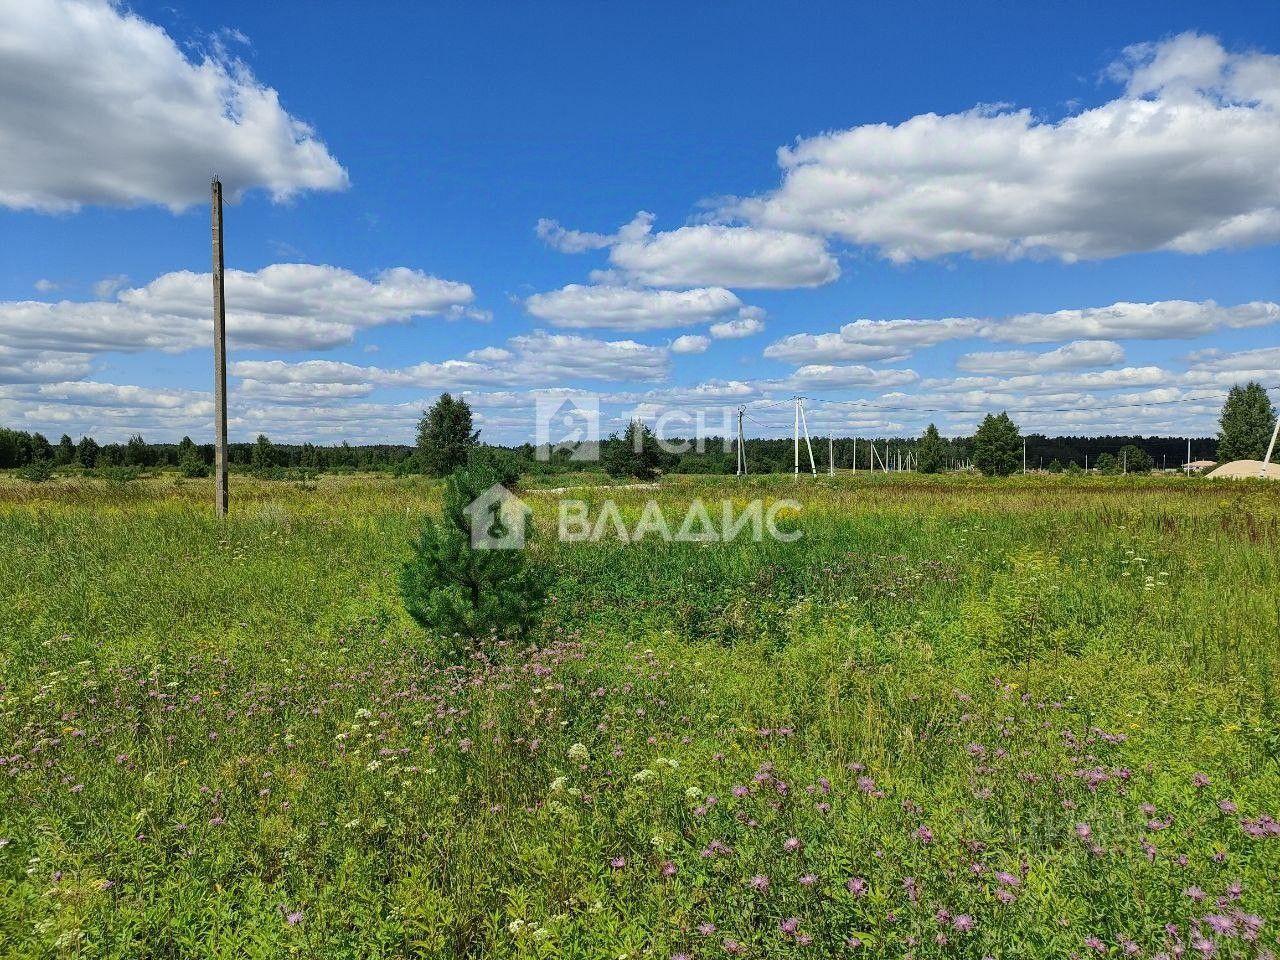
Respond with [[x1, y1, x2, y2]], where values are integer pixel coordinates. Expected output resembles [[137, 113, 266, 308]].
[[1190, 934, 1215, 956], [1084, 936, 1106, 951], [1192, 772, 1211, 788], [1184, 886, 1206, 902], [748, 874, 770, 892], [780, 917, 800, 935], [731, 784, 749, 797], [660, 861, 677, 878], [697, 923, 717, 936], [723, 939, 745, 955], [1075, 822, 1092, 840], [914, 825, 934, 843], [846, 877, 867, 896], [798, 873, 817, 886], [953, 915, 974, 933], [285, 910, 303, 926], [610, 856, 626, 870], [1203, 915, 1236, 936], [568, 742, 589, 762], [783, 837, 803, 853]]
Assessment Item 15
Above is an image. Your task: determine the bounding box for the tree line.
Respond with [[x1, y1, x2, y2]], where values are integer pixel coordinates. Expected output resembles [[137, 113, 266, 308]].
[[1, 381, 1274, 477]]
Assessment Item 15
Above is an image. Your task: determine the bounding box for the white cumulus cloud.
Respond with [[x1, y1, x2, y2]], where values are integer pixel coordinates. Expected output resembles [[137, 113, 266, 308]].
[[0, 0, 347, 212], [986, 299, 1279, 343], [670, 335, 711, 354], [0, 264, 478, 382], [764, 317, 982, 363], [524, 284, 752, 331], [955, 340, 1125, 375], [537, 211, 838, 289], [733, 33, 1280, 262], [709, 315, 766, 339], [230, 330, 671, 390]]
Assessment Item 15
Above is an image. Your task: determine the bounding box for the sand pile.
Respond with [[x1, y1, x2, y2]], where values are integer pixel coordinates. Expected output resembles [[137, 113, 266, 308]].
[[1206, 459, 1280, 479]]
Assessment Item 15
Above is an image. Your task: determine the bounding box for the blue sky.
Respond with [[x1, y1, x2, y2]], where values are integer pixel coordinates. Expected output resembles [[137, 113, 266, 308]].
[[1, 0, 1277, 443]]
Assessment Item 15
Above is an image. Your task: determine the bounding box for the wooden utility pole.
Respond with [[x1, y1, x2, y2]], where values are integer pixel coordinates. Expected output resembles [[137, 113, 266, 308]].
[[211, 177, 229, 517]]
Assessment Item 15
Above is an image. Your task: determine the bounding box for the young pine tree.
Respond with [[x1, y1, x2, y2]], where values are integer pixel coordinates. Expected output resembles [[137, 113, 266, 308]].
[[399, 466, 546, 652]]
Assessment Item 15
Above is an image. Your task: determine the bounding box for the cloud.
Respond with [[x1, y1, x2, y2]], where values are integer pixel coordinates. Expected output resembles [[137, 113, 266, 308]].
[[986, 299, 1279, 343], [709, 314, 766, 339], [780, 365, 920, 390], [465, 346, 514, 362], [0, 264, 478, 379], [34, 380, 203, 410], [732, 33, 1280, 262], [538, 211, 839, 289], [535, 211, 655, 253], [0, 346, 91, 385], [230, 330, 671, 389], [955, 339, 1125, 375], [922, 366, 1170, 395], [671, 335, 710, 354], [610, 223, 839, 289], [764, 317, 982, 363], [0, 0, 347, 212], [524, 284, 753, 331], [92, 274, 130, 299], [33, 279, 58, 293], [763, 301, 1277, 367], [1184, 345, 1280, 373]]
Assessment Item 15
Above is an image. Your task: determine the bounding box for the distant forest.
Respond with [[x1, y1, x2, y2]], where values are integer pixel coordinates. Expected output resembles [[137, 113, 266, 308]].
[[0, 426, 1218, 474]]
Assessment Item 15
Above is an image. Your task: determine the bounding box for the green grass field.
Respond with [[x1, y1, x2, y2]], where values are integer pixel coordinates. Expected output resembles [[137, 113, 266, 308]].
[[1, 473, 1277, 958]]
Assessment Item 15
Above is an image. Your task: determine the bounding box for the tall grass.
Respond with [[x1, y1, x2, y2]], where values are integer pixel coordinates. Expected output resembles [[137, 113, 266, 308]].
[[0, 473, 1276, 957]]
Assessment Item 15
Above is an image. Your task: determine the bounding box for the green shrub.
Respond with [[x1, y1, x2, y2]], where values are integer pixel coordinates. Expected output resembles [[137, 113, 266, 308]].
[[178, 452, 209, 478], [467, 445, 523, 487], [18, 459, 53, 482], [97, 465, 141, 484], [399, 466, 546, 651]]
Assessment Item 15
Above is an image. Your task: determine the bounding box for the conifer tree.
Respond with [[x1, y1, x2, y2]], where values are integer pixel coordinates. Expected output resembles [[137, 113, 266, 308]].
[[1217, 382, 1277, 462], [972, 412, 1022, 476], [916, 423, 947, 474], [400, 466, 546, 650]]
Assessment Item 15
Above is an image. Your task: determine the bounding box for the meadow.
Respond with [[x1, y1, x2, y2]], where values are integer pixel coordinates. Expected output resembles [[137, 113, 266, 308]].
[[0, 472, 1277, 958]]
